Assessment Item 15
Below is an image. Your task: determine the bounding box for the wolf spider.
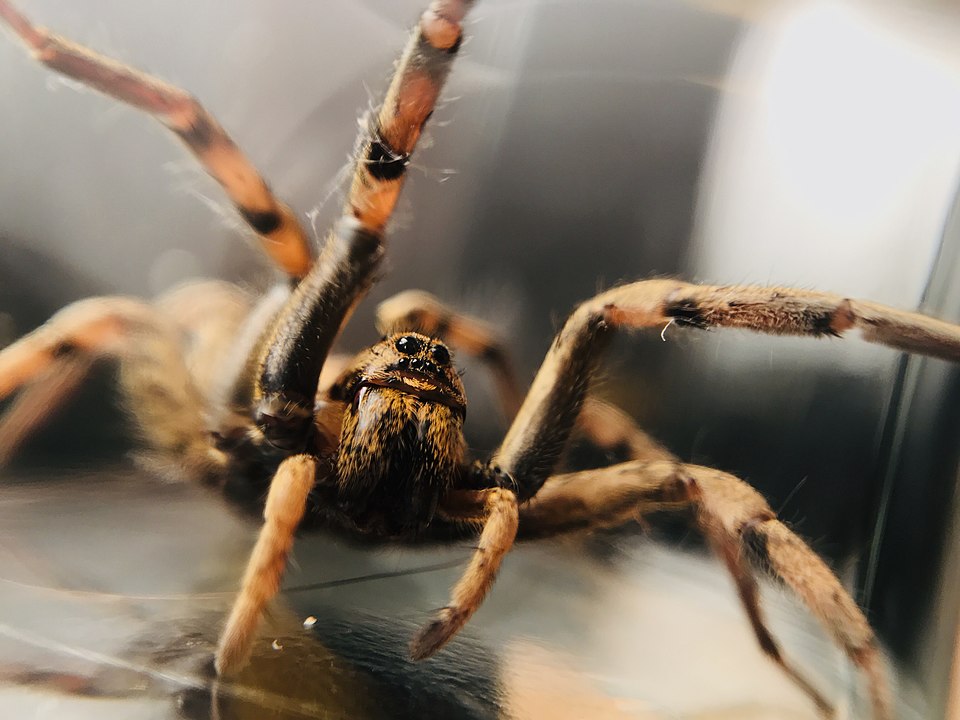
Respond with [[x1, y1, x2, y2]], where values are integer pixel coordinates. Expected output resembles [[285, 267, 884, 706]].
[[2, 1, 959, 718]]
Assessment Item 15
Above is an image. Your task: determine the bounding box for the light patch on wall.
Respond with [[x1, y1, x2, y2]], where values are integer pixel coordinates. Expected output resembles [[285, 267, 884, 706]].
[[693, 1, 960, 312]]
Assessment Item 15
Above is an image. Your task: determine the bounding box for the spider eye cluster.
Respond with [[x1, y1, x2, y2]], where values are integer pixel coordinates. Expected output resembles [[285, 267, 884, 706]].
[[394, 335, 451, 369]]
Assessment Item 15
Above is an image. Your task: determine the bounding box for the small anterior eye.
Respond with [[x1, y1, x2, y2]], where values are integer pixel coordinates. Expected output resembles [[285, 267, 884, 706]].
[[431, 344, 450, 366], [396, 335, 422, 355]]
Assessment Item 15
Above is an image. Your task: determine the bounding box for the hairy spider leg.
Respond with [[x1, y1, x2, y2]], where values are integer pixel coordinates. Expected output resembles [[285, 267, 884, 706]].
[[495, 278, 960, 503], [517, 459, 893, 720], [370, 289, 672, 662], [468, 277, 960, 718], [251, 1, 474, 452], [0, 0, 312, 279], [415, 486, 520, 660], [0, 294, 234, 479], [216, 453, 316, 674], [215, 0, 476, 675]]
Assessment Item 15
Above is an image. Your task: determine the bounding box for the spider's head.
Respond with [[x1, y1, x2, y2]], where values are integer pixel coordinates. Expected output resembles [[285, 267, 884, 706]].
[[330, 332, 466, 418], [326, 333, 467, 535]]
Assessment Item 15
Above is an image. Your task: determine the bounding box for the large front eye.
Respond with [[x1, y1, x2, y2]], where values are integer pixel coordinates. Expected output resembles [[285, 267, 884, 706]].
[[395, 335, 422, 355], [431, 344, 450, 366]]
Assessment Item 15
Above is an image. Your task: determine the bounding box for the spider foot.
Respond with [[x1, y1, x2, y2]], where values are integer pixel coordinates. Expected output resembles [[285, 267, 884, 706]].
[[409, 606, 462, 661]]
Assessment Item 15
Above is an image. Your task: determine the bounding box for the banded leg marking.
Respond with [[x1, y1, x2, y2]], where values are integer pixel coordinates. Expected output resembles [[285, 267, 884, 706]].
[[253, 2, 474, 449], [494, 279, 960, 500], [0, 0, 312, 278]]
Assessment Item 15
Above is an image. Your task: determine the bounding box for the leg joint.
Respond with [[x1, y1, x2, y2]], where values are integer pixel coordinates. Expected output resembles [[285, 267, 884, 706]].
[[254, 393, 313, 452], [469, 460, 518, 493], [663, 291, 709, 329], [739, 514, 776, 562], [364, 135, 410, 182]]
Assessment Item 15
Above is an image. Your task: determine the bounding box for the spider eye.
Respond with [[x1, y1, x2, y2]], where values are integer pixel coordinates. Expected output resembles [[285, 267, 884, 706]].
[[395, 335, 422, 355], [431, 344, 450, 366]]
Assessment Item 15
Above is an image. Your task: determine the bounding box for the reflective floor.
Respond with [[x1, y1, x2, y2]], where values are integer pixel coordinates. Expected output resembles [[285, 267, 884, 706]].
[[0, 469, 886, 720]]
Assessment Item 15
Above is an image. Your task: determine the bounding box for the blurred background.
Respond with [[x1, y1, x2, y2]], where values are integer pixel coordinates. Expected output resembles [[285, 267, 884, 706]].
[[1, 0, 960, 717]]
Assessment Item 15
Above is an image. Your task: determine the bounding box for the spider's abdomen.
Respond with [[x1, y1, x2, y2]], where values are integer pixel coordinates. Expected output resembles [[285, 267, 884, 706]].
[[335, 385, 465, 536]]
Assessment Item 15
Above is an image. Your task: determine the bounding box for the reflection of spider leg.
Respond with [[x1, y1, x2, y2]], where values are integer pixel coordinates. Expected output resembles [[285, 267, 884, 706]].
[[519, 460, 890, 720], [0, 296, 223, 478], [0, 665, 136, 699], [411, 486, 519, 660], [377, 289, 670, 461], [0, 0, 312, 279]]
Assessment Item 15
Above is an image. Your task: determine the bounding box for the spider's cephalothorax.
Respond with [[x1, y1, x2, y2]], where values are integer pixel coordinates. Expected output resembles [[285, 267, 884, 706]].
[[7, 1, 960, 716], [326, 333, 466, 536]]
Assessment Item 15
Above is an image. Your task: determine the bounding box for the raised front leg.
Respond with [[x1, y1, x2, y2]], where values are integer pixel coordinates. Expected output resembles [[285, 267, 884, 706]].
[[217, 0, 477, 675], [252, 2, 474, 452]]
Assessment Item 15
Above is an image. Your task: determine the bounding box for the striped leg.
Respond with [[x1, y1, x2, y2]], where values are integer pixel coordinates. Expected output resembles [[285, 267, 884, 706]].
[[492, 279, 960, 501], [252, 2, 474, 451], [0, 0, 311, 279], [519, 460, 893, 720], [447, 278, 960, 718], [474, 277, 960, 717]]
